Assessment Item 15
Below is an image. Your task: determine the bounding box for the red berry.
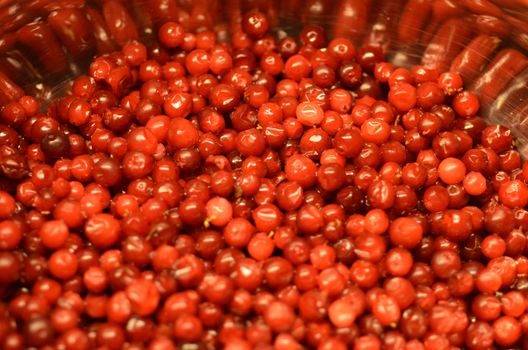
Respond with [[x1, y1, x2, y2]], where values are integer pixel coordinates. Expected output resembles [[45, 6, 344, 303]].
[[84, 213, 120, 249], [126, 278, 160, 316], [39, 220, 69, 249]]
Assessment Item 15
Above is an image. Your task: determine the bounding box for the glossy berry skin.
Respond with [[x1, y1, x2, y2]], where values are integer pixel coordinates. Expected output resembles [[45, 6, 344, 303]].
[[84, 214, 120, 249], [39, 220, 69, 249], [499, 180, 528, 208], [389, 217, 423, 248], [49, 249, 78, 280], [125, 279, 160, 316], [242, 10, 269, 39], [493, 316, 522, 346], [328, 297, 360, 328], [0, 220, 23, 250], [167, 117, 198, 149], [438, 157, 466, 185], [263, 301, 295, 332], [296, 101, 324, 126], [206, 197, 233, 227], [463, 171, 487, 195], [285, 154, 317, 189], [388, 83, 416, 112], [158, 22, 185, 48], [453, 91, 479, 117]]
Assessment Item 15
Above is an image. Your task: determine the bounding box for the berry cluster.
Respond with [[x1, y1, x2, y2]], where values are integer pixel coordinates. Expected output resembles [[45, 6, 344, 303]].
[[1, 6, 528, 350]]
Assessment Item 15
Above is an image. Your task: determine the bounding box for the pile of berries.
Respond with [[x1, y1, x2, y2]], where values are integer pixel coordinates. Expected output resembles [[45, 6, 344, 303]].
[[1, 5, 528, 350]]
